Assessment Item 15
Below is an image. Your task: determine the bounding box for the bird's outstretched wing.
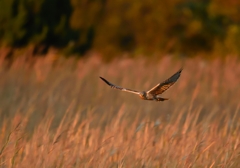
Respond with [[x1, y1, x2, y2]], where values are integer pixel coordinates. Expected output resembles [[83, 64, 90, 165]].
[[147, 68, 182, 95], [99, 77, 140, 95]]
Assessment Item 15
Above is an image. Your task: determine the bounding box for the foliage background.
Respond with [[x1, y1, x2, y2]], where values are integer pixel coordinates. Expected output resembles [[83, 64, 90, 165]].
[[1, 0, 240, 58]]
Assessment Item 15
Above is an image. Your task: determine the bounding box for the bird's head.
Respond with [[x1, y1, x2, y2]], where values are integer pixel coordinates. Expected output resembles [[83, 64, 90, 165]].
[[139, 91, 146, 99]]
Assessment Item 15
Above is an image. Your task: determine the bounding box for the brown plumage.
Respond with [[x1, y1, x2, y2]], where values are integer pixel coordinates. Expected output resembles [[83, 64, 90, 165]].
[[100, 68, 182, 101]]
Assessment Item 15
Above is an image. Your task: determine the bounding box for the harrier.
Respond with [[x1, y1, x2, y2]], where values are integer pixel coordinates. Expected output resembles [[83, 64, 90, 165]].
[[99, 68, 182, 101]]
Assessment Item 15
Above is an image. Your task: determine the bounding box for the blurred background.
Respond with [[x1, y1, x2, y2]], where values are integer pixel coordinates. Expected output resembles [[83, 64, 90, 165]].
[[0, 0, 240, 59], [0, 1, 240, 167]]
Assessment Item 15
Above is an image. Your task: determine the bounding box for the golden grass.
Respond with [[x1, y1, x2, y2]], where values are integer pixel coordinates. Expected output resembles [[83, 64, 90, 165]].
[[0, 54, 240, 167]]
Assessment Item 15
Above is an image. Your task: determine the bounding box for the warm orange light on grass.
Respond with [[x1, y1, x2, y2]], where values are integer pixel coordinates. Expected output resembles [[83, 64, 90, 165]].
[[0, 55, 240, 167]]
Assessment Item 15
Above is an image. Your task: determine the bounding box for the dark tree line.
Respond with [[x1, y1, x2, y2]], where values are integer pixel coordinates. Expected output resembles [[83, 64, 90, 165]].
[[0, 0, 240, 58]]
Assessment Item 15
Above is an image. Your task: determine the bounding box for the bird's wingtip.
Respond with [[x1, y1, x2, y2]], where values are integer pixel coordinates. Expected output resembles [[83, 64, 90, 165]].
[[99, 76, 110, 85], [179, 68, 183, 73]]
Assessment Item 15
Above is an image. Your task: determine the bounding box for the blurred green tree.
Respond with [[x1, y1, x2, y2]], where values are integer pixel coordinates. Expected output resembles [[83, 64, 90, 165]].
[[173, 0, 229, 55], [1, 0, 240, 58], [0, 0, 76, 54], [0, 0, 27, 46]]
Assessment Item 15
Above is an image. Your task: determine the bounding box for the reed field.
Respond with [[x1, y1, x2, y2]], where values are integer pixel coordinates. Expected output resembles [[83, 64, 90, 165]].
[[0, 54, 240, 167]]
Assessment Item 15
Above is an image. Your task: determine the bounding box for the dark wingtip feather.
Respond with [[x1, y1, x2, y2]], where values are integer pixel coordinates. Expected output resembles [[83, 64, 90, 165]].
[[99, 76, 111, 86], [178, 68, 183, 73]]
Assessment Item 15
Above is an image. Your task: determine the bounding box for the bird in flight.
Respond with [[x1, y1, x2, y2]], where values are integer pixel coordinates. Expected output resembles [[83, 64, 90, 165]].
[[99, 68, 182, 101]]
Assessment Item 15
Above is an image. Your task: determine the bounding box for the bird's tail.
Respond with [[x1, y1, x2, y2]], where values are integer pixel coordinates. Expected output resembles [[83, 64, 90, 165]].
[[157, 97, 169, 101]]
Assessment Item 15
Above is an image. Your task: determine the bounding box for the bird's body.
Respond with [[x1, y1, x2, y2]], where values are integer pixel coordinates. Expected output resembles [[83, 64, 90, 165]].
[[138, 92, 169, 101], [100, 68, 182, 101]]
